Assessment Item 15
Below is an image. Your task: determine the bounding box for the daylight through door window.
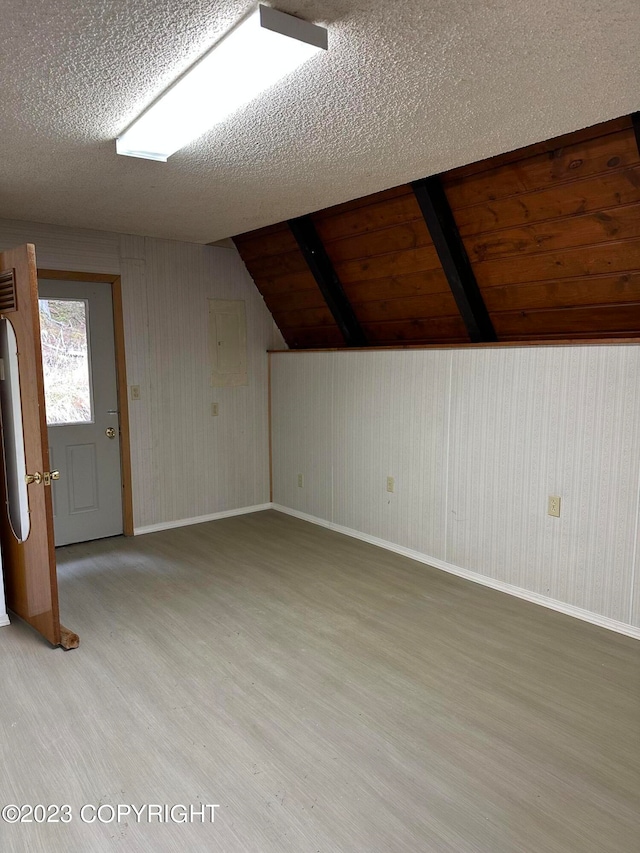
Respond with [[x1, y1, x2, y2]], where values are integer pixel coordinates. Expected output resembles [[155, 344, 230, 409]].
[[38, 298, 93, 425]]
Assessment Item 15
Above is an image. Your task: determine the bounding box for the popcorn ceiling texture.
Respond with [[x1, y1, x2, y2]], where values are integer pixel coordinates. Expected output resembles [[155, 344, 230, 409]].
[[1, 0, 639, 244]]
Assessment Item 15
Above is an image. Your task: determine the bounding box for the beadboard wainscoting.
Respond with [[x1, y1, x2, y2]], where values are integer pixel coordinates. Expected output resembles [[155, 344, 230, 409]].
[[270, 347, 640, 636], [0, 218, 284, 531]]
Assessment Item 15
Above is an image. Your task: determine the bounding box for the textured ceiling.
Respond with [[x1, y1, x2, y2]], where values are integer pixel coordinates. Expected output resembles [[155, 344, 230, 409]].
[[1, 0, 639, 244]]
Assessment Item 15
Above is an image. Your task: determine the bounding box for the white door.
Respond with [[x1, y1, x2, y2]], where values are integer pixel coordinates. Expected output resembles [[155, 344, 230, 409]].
[[38, 279, 123, 546]]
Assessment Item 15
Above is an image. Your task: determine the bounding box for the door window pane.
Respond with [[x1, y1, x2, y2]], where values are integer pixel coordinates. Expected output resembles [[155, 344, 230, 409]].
[[39, 298, 92, 425]]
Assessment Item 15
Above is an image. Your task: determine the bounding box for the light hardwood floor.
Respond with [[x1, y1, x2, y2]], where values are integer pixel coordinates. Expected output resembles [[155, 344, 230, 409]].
[[1, 510, 638, 852]]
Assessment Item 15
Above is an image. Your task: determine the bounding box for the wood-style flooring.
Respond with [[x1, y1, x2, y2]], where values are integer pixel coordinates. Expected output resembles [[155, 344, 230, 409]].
[[0, 510, 638, 852]]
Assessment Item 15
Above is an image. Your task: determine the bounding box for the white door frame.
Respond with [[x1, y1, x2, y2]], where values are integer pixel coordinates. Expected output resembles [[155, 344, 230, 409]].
[[38, 268, 134, 537]]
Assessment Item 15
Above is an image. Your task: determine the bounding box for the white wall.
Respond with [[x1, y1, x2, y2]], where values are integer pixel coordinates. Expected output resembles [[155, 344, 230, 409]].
[[0, 218, 284, 531], [271, 347, 640, 634]]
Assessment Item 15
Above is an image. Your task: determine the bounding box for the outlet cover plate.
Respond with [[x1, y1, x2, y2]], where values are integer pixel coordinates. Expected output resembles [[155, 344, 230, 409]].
[[548, 496, 561, 517]]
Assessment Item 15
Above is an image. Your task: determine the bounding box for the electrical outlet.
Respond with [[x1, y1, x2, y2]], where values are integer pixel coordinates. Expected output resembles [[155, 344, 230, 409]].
[[548, 496, 561, 517], [386, 476, 395, 493], [211, 402, 219, 417], [130, 385, 141, 401], [297, 473, 304, 488]]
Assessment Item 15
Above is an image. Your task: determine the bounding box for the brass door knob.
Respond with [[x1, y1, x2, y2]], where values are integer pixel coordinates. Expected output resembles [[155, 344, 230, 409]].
[[105, 427, 116, 439], [25, 472, 42, 485]]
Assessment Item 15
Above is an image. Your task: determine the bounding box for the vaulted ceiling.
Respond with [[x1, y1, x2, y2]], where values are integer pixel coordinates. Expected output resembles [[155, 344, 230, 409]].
[[1, 1, 639, 243], [234, 115, 640, 346]]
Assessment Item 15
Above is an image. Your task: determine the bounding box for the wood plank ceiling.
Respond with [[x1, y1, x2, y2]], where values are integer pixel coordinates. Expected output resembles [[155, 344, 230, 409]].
[[233, 114, 640, 348]]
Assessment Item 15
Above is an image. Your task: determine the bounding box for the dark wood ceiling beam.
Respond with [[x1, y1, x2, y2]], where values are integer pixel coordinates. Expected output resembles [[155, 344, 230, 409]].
[[412, 176, 497, 342], [632, 112, 640, 157], [288, 215, 367, 346]]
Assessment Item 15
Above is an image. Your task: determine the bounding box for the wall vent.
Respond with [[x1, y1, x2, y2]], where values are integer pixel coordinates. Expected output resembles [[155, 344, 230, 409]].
[[0, 270, 17, 313]]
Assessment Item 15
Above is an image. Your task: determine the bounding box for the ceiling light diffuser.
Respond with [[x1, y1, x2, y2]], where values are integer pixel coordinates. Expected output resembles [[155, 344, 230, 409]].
[[116, 5, 327, 162]]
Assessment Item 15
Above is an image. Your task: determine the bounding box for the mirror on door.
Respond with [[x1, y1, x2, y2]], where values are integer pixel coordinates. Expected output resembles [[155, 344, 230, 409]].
[[0, 317, 31, 542]]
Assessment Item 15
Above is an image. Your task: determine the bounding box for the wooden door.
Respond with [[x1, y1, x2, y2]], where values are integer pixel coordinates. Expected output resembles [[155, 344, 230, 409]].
[[0, 244, 77, 648]]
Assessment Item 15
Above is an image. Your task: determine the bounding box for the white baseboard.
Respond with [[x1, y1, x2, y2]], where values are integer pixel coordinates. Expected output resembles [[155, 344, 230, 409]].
[[134, 503, 273, 535], [272, 504, 640, 641], [0, 613, 10, 627]]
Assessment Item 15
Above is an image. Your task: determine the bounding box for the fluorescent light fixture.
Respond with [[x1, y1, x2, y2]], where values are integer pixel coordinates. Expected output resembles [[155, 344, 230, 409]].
[[116, 5, 327, 161]]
